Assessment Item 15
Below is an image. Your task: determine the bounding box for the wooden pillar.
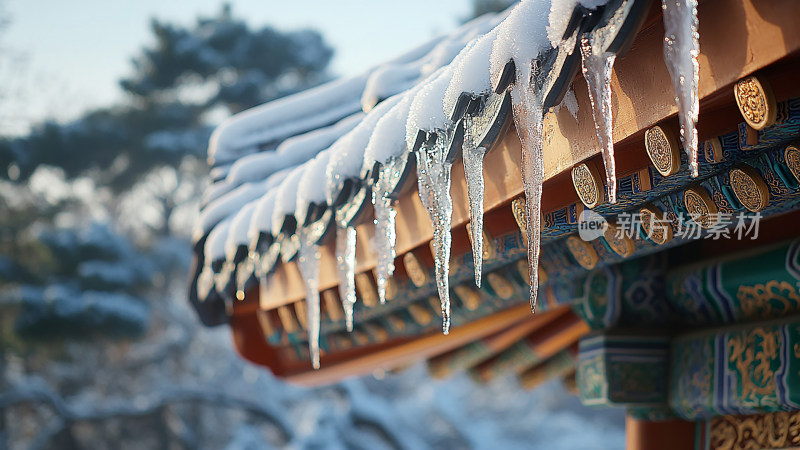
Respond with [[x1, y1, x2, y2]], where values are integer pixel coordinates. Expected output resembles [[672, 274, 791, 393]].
[[625, 415, 695, 450]]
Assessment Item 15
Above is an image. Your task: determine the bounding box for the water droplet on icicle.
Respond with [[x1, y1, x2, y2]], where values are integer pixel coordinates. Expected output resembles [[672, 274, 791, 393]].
[[662, 0, 700, 177], [580, 35, 618, 203], [297, 230, 321, 369], [462, 115, 487, 288], [335, 226, 357, 332], [510, 61, 545, 313], [416, 134, 454, 334]]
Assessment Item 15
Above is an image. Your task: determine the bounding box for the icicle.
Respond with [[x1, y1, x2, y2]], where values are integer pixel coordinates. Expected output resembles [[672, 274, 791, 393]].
[[335, 226, 357, 332], [416, 133, 454, 334], [371, 154, 410, 304], [580, 35, 618, 203], [297, 230, 321, 369], [510, 61, 545, 313], [662, 0, 700, 177], [372, 178, 397, 305], [462, 115, 487, 288]]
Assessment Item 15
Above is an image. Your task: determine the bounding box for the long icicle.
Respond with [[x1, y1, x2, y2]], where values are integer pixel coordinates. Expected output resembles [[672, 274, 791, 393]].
[[297, 230, 321, 369], [462, 115, 487, 288], [511, 61, 545, 313], [662, 0, 700, 177], [335, 226, 357, 332], [372, 170, 398, 305], [580, 35, 618, 203], [416, 134, 453, 334]]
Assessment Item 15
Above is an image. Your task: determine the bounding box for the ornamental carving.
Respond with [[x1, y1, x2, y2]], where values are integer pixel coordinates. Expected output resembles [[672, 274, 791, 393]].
[[729, 166, 770, 212], [604, 222, 635, 258], [645, 125, 681, 176], [566, 235, 599, 270], [639, 204, 673, 245], [684, 187, 719, 229], [734, 76, 777, 131], [708, 411, 800, 450], [737, 280, 800, 320], [785, 144, 800, 183], [572, 163, 604, 208], [727, 327, 780, 410]]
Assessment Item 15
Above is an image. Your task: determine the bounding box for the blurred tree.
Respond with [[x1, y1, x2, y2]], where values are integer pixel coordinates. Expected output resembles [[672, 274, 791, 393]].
[[0, 3, 333, 198]]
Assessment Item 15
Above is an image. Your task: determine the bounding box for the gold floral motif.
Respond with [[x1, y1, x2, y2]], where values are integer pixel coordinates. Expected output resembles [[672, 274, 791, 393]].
[[729, 166, 770, 212], [603, 222, 635, 257], [734, 76, 777, 131], [727, 327, 780, 409], [572, 163, 604, 208], [737, 280, 800, 320], [402, 252, 428, 287], [645, 125, 681, 176], [639, 204, 673, 245], [566, 235, 599, 270], [684, 187, 719, 229], [785, 144, 800, 183], [709, 411, 800, 450]]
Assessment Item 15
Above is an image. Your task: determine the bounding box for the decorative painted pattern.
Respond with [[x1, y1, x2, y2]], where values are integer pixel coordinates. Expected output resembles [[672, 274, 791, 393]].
[[578, 333, 670, 407], [669, 318, 800, 420]]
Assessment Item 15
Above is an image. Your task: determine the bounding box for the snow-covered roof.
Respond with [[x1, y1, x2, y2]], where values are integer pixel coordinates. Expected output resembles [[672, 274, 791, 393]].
[[194, 1, 573, 276]]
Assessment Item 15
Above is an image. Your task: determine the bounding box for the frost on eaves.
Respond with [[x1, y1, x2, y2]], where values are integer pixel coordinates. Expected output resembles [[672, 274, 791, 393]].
[[662, 0, 700, 177]]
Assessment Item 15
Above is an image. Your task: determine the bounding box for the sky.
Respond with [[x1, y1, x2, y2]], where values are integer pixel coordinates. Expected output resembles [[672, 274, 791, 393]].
[[0, 0, 471, 136]]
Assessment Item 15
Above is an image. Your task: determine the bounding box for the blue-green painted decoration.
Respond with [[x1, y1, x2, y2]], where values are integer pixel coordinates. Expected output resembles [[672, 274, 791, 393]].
[[577, 333, 670, 407]]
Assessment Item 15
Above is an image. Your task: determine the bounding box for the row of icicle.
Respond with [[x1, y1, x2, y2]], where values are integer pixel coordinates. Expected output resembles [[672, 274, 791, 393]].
[[273, 0, 701, 369]]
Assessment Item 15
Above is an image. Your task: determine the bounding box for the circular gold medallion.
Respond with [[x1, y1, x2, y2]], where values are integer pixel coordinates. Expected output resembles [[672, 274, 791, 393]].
[[571, 162, 605, 208], [566, 235, 599, 270], [729, 165, 770, 212], [644, 125, 681, 177], [703, 137, 724, 164], [603, 222, 635, 258], [683, 187, 719, 229], [734, 75, 777, 131], [785, 144, 800, 183], [639, 204, 673, 245]]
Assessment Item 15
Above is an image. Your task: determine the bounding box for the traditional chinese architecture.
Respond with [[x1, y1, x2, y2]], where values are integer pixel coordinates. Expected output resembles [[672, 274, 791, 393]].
[[188, 0, 800, 448]]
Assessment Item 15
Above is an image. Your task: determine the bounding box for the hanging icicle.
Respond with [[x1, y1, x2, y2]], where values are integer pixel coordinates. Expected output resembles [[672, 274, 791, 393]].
[[297, 230, 321, 369], [510, 60, 545, 313], [662, 0, 700, 177], [416, 133, 454, 334], [335, 226, 357, 332], [461, 115, 487, 288], [580, 34, 618, 204]]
